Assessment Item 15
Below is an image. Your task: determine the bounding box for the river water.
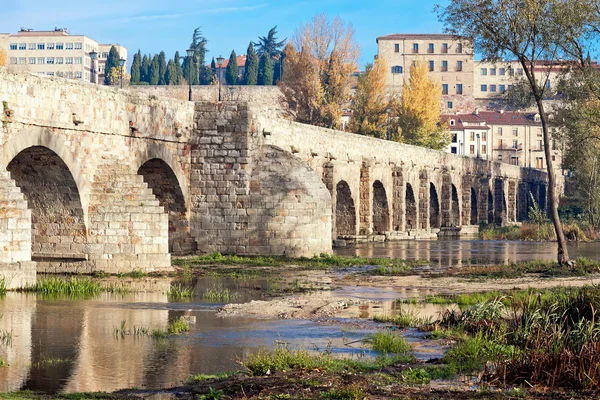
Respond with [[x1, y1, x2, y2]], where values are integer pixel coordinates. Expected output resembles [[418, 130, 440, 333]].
[[1, 240, 599, 394]]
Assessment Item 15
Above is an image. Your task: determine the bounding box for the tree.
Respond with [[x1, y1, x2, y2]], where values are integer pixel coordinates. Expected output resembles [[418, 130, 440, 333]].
[[130, 50, 141, 84], [149, 55, 159, 85], [174, 51, 183, 84], [348, 59, 390, 139], [141, 54, 151, 83], [436, 0, 600, 265], [258, 53, 273, 86], [0, 47, 7, 66], [165, 59, 178, 85], [106, 66, 130, 86], [104, 46, 121, 85], [210, 57, 217, 80], [243, 42, 258, 85], [253, 26, 286, 57], [158, 51, 167, 85], [225, 50, 238, 85], [279, 14, 360, 129], [184, 27, 209, 85], [393, 59, 450, 149]]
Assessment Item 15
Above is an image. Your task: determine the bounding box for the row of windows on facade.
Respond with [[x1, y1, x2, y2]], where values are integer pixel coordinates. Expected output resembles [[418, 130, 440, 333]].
[[9, 43, 109, 58], [35, 71, 88, 79], [394, 42, 463, 54], [450, 127, 544, 137], [9, 56, 87, 65], [480, 67, 523, 76], [449, 145, 547, 166], [391, 60, 465, 74]]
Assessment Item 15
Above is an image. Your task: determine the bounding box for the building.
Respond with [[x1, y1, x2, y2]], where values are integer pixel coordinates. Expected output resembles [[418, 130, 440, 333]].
[[211, 54, 247, 84], [0, 28, 127, 84], [442, 110, 562, 173], [376, 33, 475, 111]]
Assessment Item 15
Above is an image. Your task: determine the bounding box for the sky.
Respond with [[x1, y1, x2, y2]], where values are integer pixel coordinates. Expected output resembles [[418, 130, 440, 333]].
[[0, 0, 450, 68]]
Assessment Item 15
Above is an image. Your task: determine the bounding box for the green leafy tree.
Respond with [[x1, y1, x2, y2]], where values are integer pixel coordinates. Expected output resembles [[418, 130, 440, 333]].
[[104, 46, 121, 85], [243, 42, 258, 85], [158, 51, 167, 85], [182, 27, 209, 85], [141, 54, 150, 83], [253, 26, 286, 57], [165, 59, 178, 85], [258, 53, 274, 86], [149, 55, 159, 85], [436, 0, 600, 265], [130, 50, 141, 84], [174, 51, 183, 84], [225, 50, 238, 85]]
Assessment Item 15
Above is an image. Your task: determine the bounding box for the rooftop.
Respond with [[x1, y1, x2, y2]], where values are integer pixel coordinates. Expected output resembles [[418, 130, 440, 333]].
[[377, 33, 459, 42], [442, 110, 542, 129]]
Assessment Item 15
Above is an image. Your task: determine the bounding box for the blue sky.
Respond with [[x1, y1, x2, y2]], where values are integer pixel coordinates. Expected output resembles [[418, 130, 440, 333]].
[[1, 0, 450, 67]]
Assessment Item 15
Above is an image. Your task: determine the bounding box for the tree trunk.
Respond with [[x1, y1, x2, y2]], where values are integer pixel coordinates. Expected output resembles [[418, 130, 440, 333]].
[[536, 97, 570, 265]]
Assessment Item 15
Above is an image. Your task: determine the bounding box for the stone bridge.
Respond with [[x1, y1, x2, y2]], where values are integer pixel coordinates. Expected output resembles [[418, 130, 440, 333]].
[[0, 69, 547, 287]]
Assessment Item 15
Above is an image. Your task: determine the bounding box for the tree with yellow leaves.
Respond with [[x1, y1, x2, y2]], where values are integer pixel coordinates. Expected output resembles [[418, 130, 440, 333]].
[[348, 58, 391, 139], [279, 14, 360, 129], [393, 59, 450, 149], [107, 66, 131, 87], [0, 47, 7, 66]]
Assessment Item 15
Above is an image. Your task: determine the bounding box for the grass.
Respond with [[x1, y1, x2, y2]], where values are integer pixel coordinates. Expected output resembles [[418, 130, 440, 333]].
[[113, 320, 150, 338], [187, 372, 235, 384], [480, 222, 598, 242], [174, 252, 417, 275], [24, 277, 102, 297], [373, 307, 430, 328], [367, 331, 411, 354], [167, 283, 194, 300], [399, 366, 456, 385], [151, 317, 190, 339], [321, 386, 366, 400], [243, 344, 413, 376], [202, 286, 233, 302]]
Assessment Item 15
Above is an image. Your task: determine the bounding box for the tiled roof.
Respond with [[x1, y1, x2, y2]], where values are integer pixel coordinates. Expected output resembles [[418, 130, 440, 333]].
[[377, 33, 459, 41], [441, 111, 542, 128], [208, 55, 247, 68]]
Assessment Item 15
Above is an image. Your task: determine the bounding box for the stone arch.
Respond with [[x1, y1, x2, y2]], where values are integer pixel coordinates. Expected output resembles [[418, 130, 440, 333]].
[[137, 159, 196, 255], [470, 188, 478, 225], [488, 189, 494, 224], [372, 180, 389, 233], [451, 184, 460, 226], [335, 180, 356, 237], [7, 146, 87, 260], [429, 183, 440, 228], [405, 183, 417, 230]]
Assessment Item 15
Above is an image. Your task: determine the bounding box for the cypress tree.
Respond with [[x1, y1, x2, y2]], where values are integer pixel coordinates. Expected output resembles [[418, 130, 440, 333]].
[[166, 59, 177, 85], [210, 57, 217, 82], [104, 46, 121, 85], [158, 51, 167, 85], [150, 55, 159, 85], [141, 54, 151, 83], [258, 53, 273, 86], [174, 51, 183, 84], [243, 42, 258, 85], [130, 50, 141, 84], [225, 50, 238, 85]]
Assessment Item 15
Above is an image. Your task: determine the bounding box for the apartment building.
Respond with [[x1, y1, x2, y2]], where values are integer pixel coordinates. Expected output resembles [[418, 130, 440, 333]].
[[442, 110, 562, 172], [376, 34, 475, 111], [0, 28, 127, 84], [210, 54, 247, 84]]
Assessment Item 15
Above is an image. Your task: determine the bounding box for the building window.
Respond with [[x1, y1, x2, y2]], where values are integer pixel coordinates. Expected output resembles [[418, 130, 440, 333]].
[[512, 156, 519, 165], [428, 61, 434, 71], [75, 42, 82, 50], [18, 57, 26, 65], [470, 144, 475, 155], [391, 66, 403, 74], [470, 132, 475, 141], [441, 60, 448, 72], [498, 154, 503, 160], [513, 128, 518, 136], [517, 68, 523, 75], [451, 147, 457, 154], [75, 57, 82, 64], [28, 43, 36, 50], [481, 84, 487, 92], [412, 43, 418, 53], [102, 52, 109, 59], [28, 57, 36, 64], [37, 43, 45, 50], [10, 43, 17, 50], [428, 43, 434, 53], [499, 68, 506, 76], [481, 68, 487, 75], [18, 43, 26, 50], [448, 101, 453, 109], [509, 67, 515, 76], [513, 140, 518, 148], [457, 43, 463, 53], [47, 57, 54, 64], [498, 127, 503, 135], [482, 132, 487, 141], [546, 80, 551, 89], [536, 157, 544, 169], [482, 145, 487, 155], [456, 61, 463, 71], [490, 68, 496, 75], [37, 57, 44, 64], [537, 140, 543, 150], [499, 84, 506, 93], [452, 133, 457, 143], [442, 43, 448, 53], [66, 42, 74, 50], [47, 72, 54, 76], [66, 57, 73, 64], [56, 57, 64, 64], [47, 43, 54, 50], [456, 84, 463, 95], [490, 84, 497, 92], [9, 57, 17, 64], [56, 43, 64, 50], [442, 84, 448, 95], [75, 71, 82, 79]]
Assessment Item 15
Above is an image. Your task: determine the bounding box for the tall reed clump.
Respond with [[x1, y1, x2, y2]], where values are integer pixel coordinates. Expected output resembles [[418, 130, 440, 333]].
[[27, 277, 102, 297]]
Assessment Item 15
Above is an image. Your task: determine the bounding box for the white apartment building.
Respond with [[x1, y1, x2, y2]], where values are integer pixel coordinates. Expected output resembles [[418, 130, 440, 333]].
[[0, 28, 127, 84]]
